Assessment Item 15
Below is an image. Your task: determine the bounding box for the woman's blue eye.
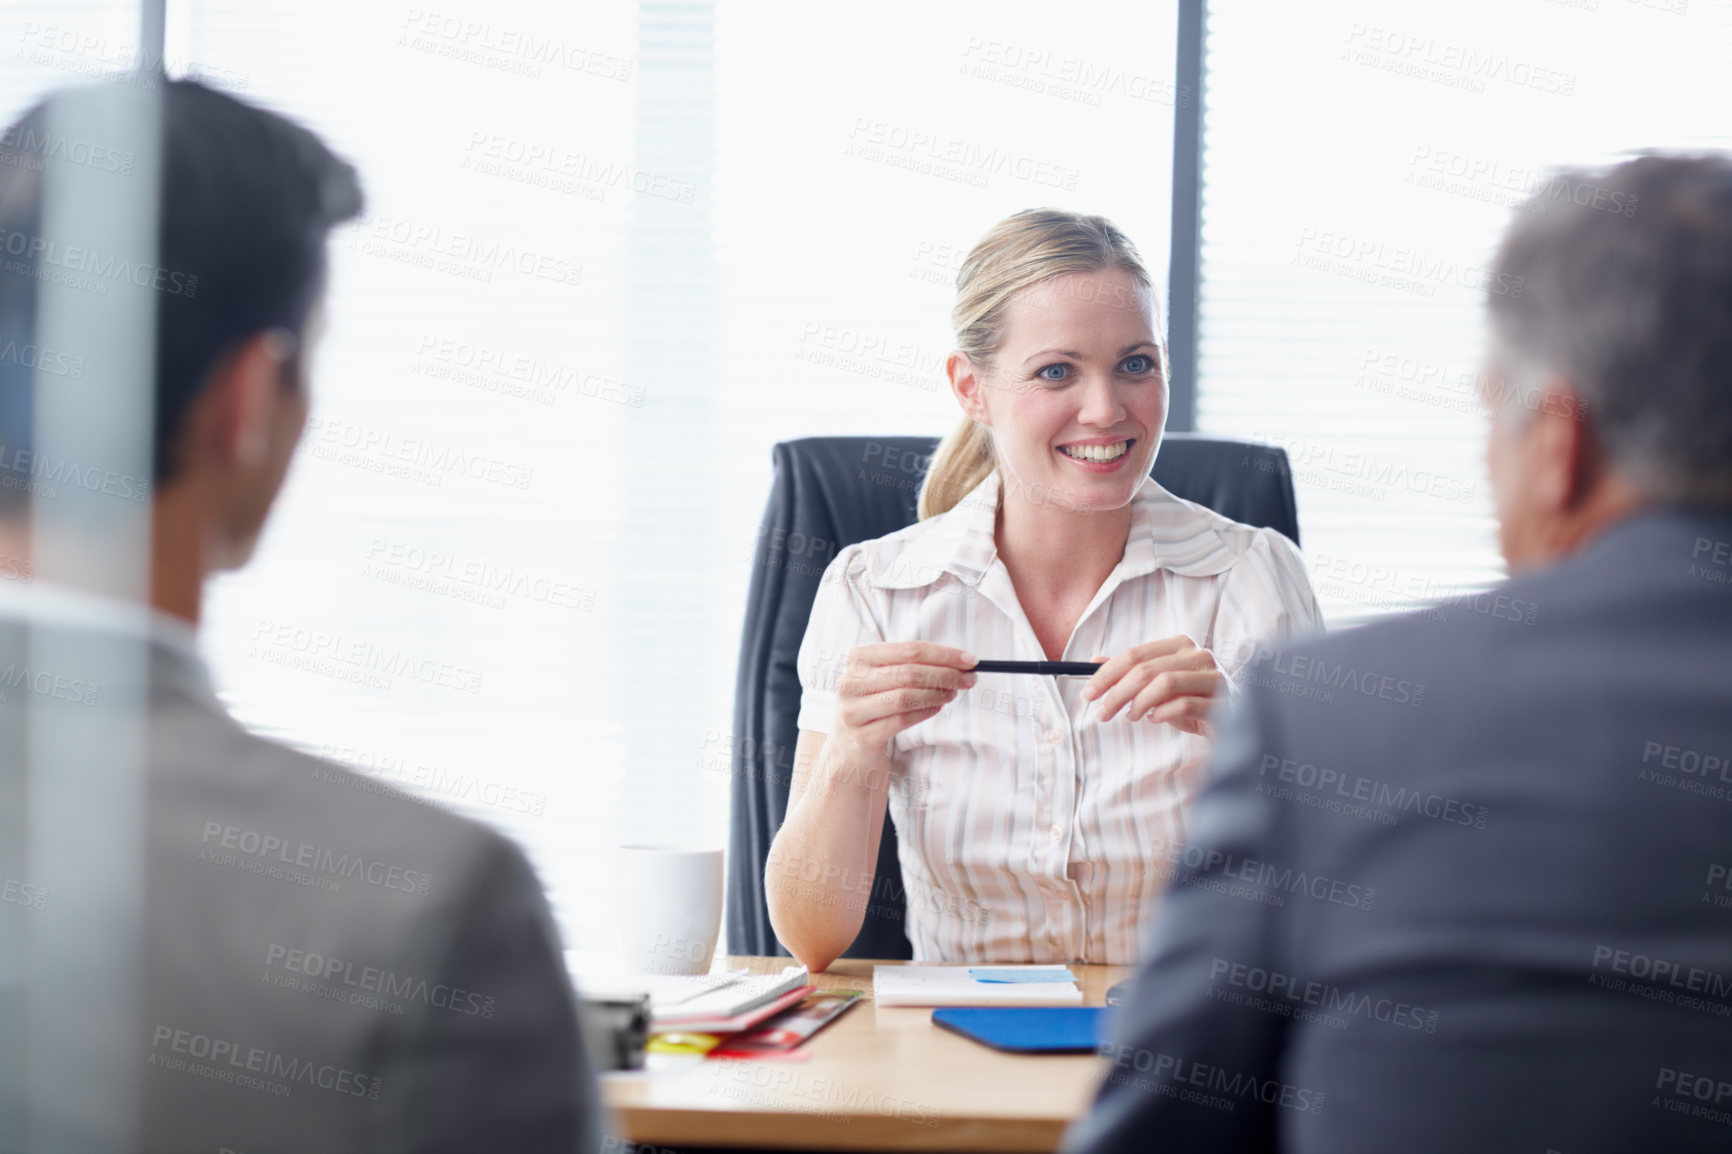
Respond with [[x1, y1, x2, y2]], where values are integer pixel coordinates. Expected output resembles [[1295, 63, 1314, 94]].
[[1122, 354, 1154, 374], [1038, 363, 1070, 382]]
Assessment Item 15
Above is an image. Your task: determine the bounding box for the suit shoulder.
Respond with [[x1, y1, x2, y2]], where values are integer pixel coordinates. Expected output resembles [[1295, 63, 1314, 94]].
[[156, 710, 520, 888], [1273, 569, 1550, 670]]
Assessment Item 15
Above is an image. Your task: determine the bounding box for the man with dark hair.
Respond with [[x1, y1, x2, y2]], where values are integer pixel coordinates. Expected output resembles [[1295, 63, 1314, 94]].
[[1066, 155, 1732, 1152], [0, 81, 600, 1152]]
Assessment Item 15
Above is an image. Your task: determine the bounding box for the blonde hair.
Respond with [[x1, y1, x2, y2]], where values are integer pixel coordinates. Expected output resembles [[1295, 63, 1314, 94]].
[[917, 209, 1159, 519]]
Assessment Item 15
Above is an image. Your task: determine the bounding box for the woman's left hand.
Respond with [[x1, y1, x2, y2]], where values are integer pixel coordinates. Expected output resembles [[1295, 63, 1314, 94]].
[[1082, 635, 1225, 735]]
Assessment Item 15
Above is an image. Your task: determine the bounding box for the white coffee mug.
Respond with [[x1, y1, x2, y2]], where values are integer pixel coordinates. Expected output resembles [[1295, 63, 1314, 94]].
[[615, 845, 724, 975]]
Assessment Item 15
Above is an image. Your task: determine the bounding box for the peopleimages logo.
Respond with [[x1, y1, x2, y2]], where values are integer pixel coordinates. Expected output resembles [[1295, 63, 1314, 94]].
[[958, 36, 1187, 108], [707, 1059, 944, 1127], [1, 875, 48, 911], [310, 745, 549, 817], [149, 1024, 381, 1100], [363, 538, 593, 611], [1207, 958, 1440, 1032], [1654, 1064, 1732, 1128], [0, 337, 85, 379], [198, 821, 432, 896], [412, 335, 645, 408], [0, 226, 198, 296], [397, 9, 634, 82], [264, 944, 495, 1018], [1294, 227, 1523, 298], [1342, 23, 1576, 97], [844, 118, 1081, 191], [1151, 840, 1376, 911], [346, 213, 582, 288], [0, 661, 100, 707], [1591, 945, 1732, 999], [1244, 644, 1426, 708], [1256, 754, 1488, 829], [0, 442, 151, 503], [0, 122, 135, 175], [1096, 1045, 1326, 1115], [303, 416, 534, 491], [249, 619, 485, 695]]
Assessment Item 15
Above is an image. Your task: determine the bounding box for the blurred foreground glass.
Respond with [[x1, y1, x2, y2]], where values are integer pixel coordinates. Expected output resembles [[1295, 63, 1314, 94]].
[[1, 78, 161, 1153]]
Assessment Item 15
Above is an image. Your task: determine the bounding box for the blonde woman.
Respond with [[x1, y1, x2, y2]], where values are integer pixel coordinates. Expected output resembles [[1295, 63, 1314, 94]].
[[766, 210, 1322, 970]]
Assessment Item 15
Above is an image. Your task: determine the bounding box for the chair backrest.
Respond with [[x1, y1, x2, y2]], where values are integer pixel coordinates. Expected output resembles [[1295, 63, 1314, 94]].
[[726, 434, 1300, 959]]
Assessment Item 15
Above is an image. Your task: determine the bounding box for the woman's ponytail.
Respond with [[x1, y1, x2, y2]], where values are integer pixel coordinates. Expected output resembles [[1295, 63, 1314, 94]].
[[917, 417, 995, 520]]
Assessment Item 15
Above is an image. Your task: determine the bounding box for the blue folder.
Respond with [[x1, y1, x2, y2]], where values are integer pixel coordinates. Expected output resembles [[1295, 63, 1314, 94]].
[[931, 1007, 1110, 1054]]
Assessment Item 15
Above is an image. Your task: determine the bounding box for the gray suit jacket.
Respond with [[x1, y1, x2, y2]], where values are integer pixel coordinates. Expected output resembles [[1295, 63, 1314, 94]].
[[0, 612, 602, 1153], [1065, 507, 1732, 1154]]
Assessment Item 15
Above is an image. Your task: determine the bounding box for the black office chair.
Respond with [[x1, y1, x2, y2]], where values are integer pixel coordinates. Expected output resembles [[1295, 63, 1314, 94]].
[[726, 434, 1301, 960]]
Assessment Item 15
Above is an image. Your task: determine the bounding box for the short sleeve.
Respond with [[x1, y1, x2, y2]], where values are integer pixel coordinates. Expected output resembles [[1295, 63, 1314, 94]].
[[794, 546, 886, 734], [1212, 528, 1325, 684]]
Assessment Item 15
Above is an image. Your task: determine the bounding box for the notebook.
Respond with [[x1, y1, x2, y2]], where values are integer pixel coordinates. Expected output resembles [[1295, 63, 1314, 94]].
[[873, 964, 1083, 1007], [932, 1007, 1110, 1054], [654, 983, 815, 1034], [650, 966, 811, 1029]]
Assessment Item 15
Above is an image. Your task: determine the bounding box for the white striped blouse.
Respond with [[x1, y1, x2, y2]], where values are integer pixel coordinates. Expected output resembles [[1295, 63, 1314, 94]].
[[794, 468, 1323, 964]]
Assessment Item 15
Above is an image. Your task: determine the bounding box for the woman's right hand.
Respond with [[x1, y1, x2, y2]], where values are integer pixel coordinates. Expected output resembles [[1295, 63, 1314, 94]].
[[772, 644, 972, 971], [829, 642, 978, 763]]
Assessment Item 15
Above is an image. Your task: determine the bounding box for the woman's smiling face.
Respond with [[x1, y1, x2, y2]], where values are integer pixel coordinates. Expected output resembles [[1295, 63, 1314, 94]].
[[958, 267, 1168, 514]]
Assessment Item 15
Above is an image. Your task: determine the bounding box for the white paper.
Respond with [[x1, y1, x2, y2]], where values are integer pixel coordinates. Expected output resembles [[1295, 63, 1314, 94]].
[[873, 964, 1083, 1007]]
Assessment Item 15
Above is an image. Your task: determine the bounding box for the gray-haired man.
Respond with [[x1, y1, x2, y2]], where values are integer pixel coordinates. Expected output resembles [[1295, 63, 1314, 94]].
[[1065, 155, 1732, 1153]]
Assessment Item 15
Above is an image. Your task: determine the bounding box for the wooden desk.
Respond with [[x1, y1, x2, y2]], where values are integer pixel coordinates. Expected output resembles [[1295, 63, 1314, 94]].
[[602, 956, 1131, 1153]]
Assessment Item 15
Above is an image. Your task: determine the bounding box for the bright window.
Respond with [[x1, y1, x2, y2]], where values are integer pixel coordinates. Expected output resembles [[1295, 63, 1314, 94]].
[[1196, 0, 1732, 628], [13, 0, 1179, 950]]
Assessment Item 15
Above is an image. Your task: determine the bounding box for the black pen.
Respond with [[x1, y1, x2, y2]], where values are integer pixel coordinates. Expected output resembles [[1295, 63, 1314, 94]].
[[969, 660, 1104, 677]]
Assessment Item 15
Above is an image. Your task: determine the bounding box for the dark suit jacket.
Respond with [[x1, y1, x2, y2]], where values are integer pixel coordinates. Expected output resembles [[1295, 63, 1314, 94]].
[[0, 612, 601, 1153], [1064, 507, 1732, 1154]]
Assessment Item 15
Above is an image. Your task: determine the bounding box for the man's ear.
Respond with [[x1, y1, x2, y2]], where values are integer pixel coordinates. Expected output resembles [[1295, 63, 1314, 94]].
[[947, 351, 991, 426], [1528, 381, 1598, 512], [208, 331, 295, 470]]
